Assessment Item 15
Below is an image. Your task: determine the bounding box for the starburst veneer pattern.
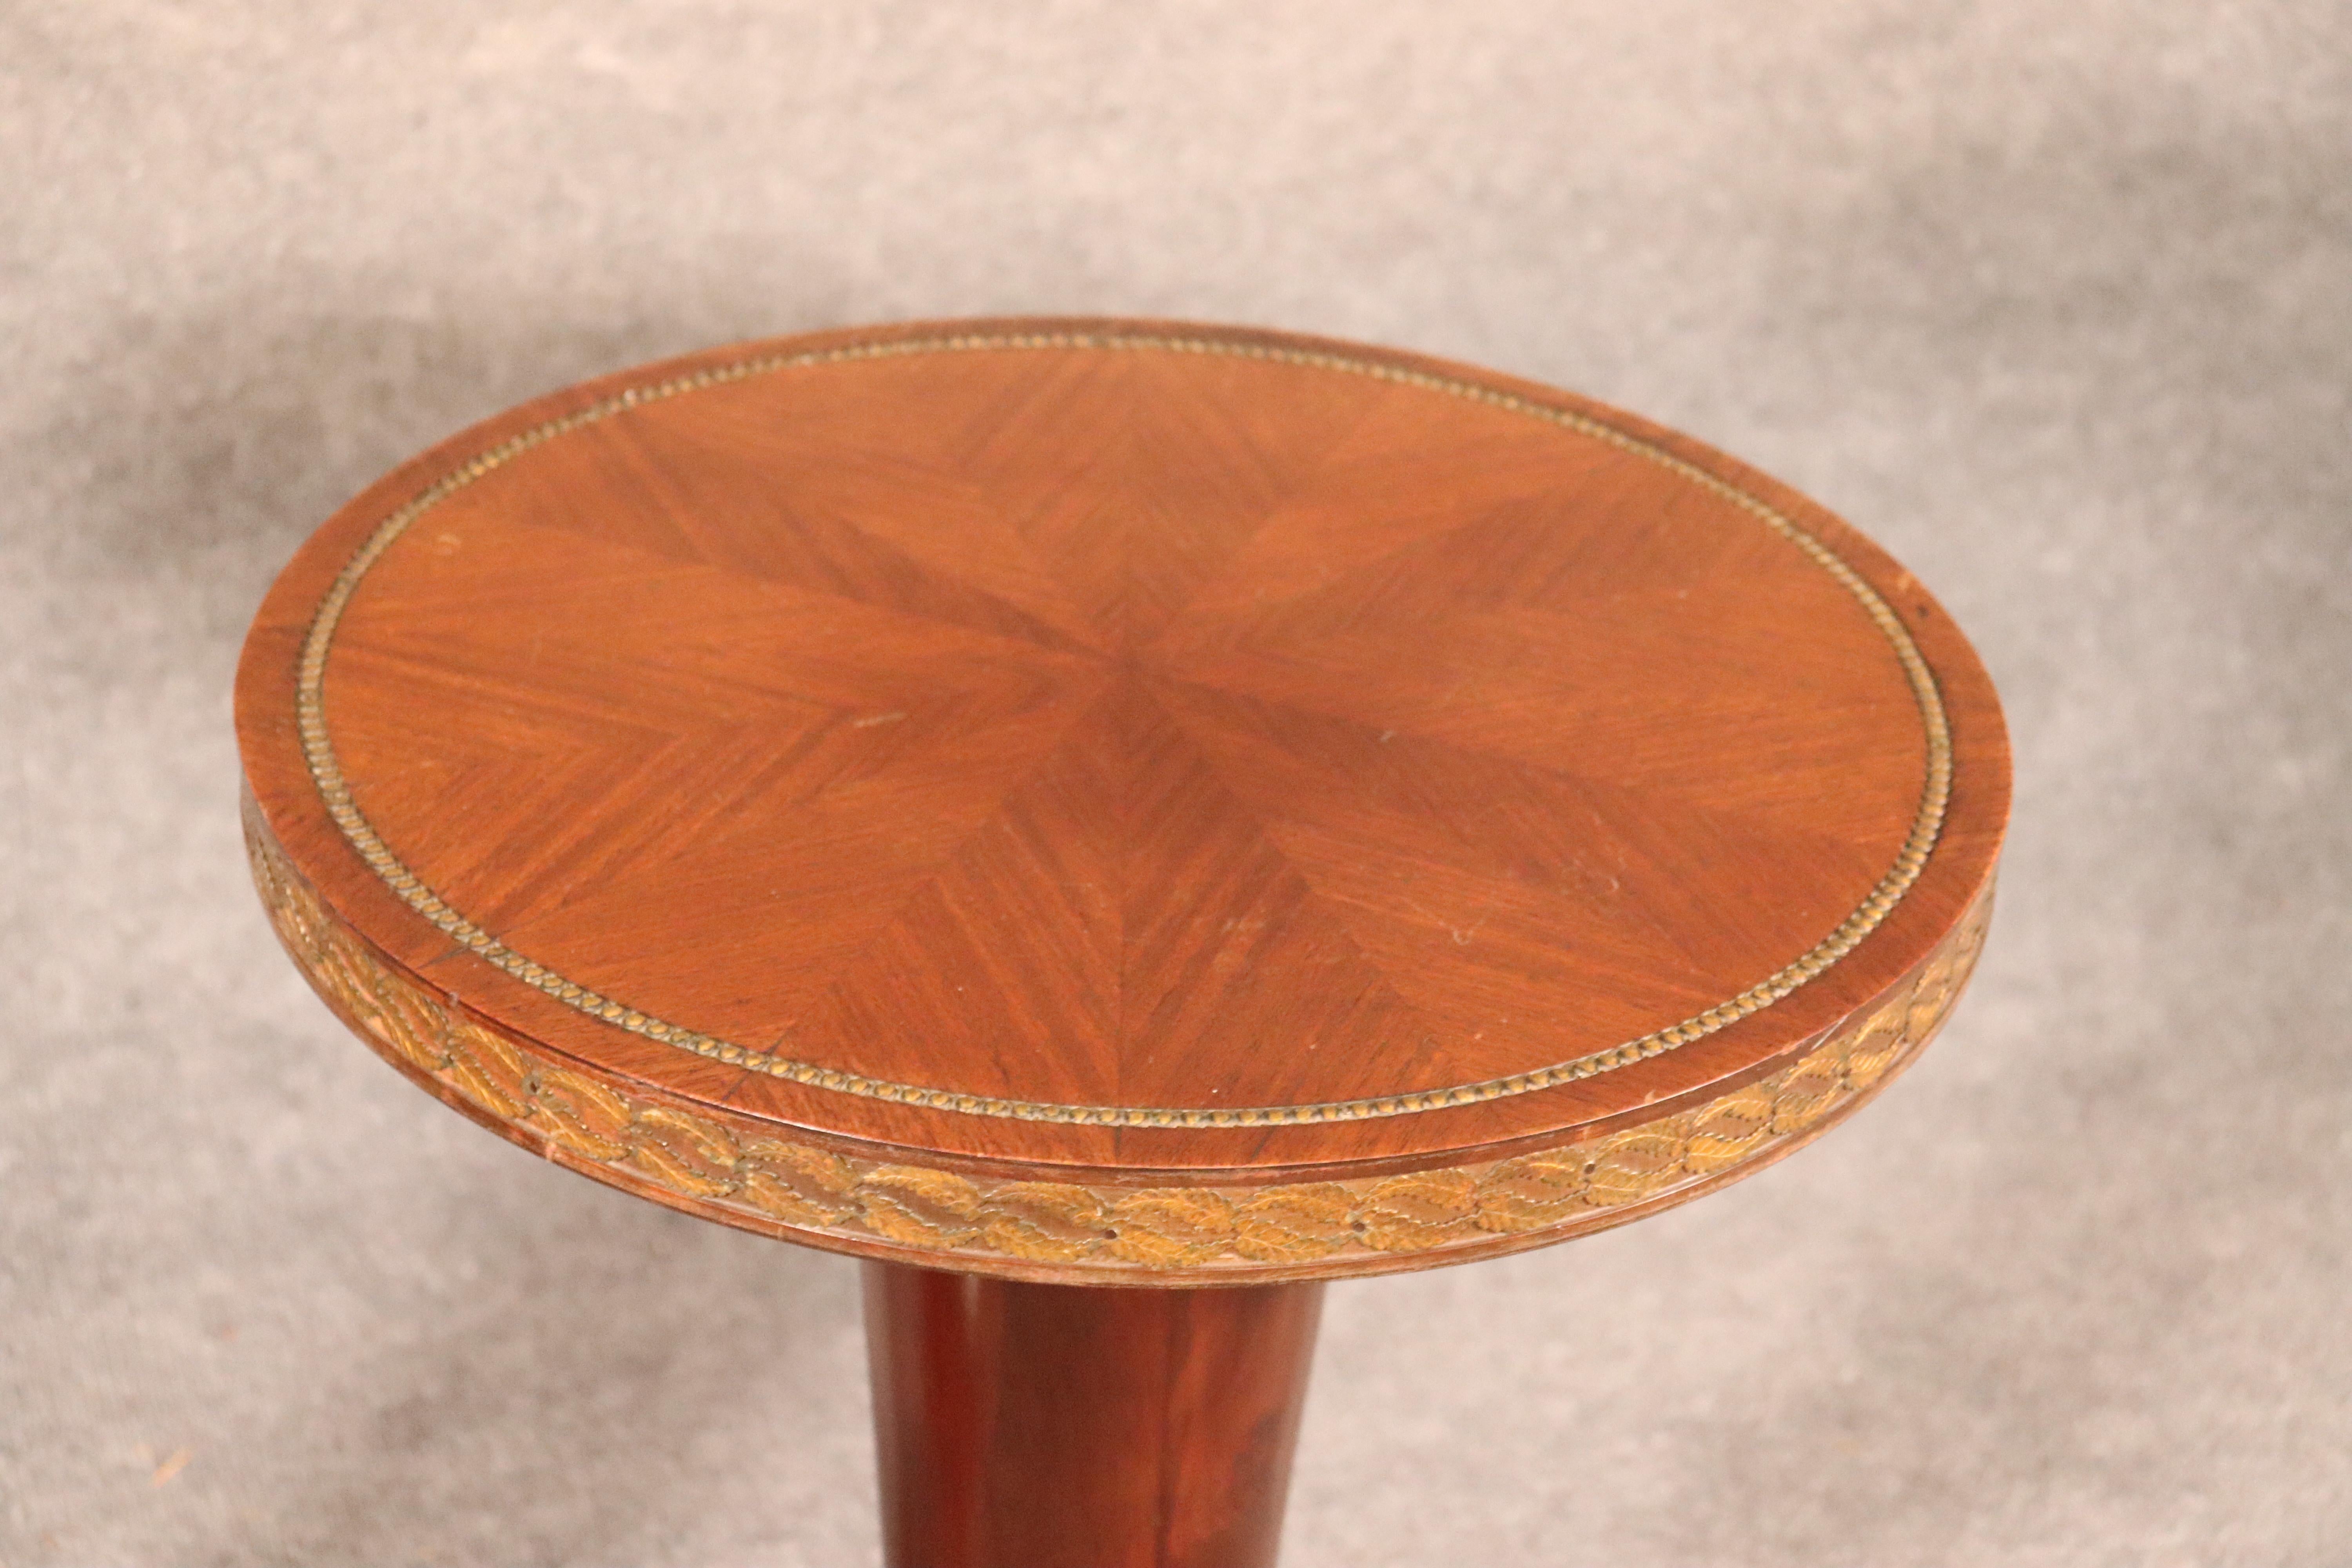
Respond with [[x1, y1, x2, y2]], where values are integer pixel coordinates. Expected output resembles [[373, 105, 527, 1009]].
[[287, 334, 1952, 1127], [236, 316, 2009, 1234]]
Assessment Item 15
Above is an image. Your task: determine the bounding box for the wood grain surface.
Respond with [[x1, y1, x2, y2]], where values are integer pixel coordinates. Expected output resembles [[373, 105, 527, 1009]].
[[864, 1263, 1321, 1568], [236, 317, 2009, 1280]]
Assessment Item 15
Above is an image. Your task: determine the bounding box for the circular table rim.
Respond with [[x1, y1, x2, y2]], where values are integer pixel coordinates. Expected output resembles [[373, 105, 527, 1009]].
[[291, 327, 1956, 1130]]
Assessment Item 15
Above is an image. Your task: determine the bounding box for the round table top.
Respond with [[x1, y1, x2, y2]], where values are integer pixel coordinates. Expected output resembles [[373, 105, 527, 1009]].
[[238, 318, 2008, 1284]]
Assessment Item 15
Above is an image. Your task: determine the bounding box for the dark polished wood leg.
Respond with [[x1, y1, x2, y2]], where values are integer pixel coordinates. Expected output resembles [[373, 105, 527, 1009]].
[[862, 1262, 1325, 1568]]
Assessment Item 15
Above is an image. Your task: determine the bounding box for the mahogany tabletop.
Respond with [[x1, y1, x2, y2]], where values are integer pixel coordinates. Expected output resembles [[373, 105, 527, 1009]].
[[237, 317, 2009, 1285]]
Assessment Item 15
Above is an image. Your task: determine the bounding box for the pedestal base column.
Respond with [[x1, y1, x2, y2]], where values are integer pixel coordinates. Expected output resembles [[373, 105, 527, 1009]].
[[862, 1262, 1325, 1568]]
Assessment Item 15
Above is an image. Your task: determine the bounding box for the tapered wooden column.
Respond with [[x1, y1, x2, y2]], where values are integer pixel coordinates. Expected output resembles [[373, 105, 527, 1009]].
[[864, 1263, 1324, 1568]]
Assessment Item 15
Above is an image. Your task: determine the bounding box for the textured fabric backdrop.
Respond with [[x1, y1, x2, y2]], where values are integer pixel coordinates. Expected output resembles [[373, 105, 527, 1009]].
[[4, 4, 2346, 1564]]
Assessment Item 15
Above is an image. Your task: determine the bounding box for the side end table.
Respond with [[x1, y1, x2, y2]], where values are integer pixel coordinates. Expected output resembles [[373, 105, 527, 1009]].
[[235, 318, 2008, 1566]]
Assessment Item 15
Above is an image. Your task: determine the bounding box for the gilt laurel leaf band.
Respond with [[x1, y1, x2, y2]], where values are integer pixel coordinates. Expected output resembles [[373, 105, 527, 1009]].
[[249, 811, 1990, 1276], [294, 332, 1954, 1128]]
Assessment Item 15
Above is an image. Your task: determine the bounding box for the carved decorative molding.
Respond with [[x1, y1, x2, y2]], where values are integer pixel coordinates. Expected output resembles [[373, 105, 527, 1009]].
[[250, 805, 1990, 1281]]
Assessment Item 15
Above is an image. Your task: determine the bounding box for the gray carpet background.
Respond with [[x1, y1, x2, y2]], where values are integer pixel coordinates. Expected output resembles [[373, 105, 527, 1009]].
[[4, 4, 2347, 1564]]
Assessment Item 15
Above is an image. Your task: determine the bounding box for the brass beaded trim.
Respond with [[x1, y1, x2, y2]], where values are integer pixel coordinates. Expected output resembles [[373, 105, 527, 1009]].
[[293, 330, 1955, 1128], [249, 810, 1989, 1275]]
